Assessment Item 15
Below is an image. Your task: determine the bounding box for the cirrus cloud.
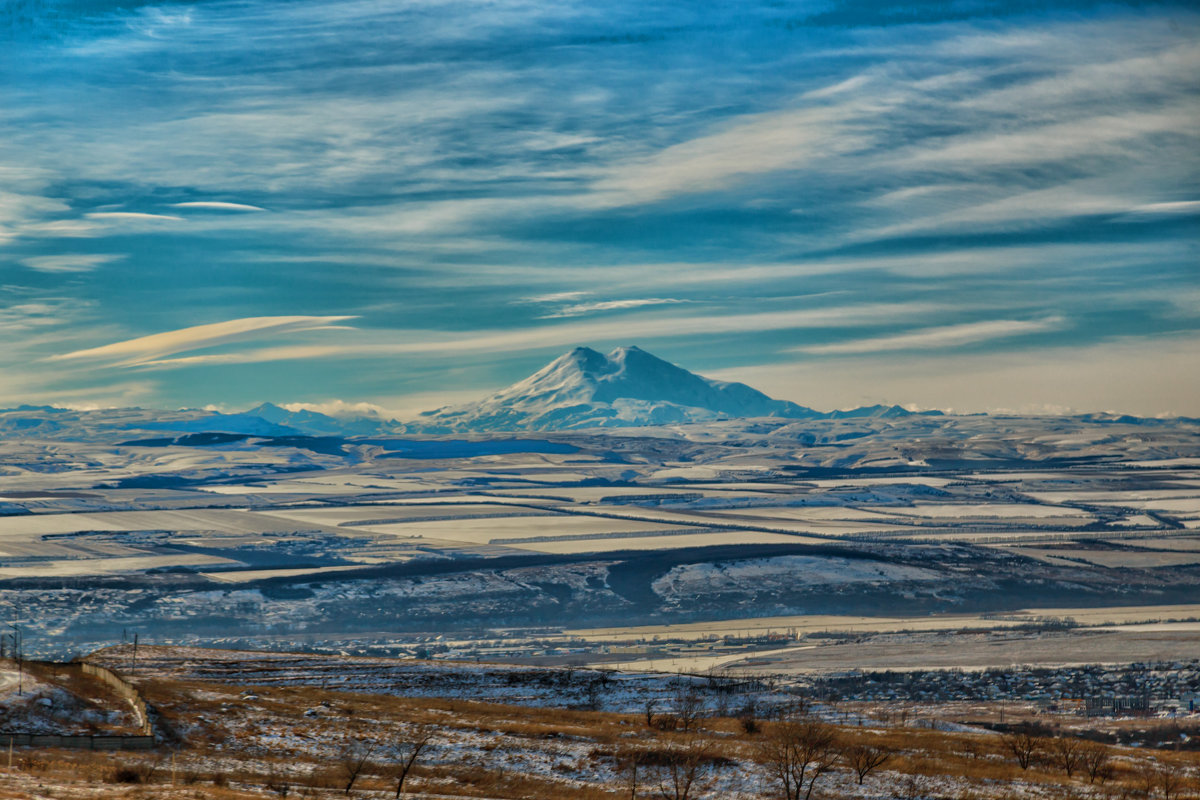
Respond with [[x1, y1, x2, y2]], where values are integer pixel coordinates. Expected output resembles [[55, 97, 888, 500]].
[[793, 318, 1067, 355], [51, 315, 357, 366], [21, 253, 124, 273]]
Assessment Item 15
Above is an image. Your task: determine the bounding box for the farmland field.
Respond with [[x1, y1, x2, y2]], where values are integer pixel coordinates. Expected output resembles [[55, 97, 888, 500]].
[[715, 629, 1200, 673], [1, 412, 1199, 671]]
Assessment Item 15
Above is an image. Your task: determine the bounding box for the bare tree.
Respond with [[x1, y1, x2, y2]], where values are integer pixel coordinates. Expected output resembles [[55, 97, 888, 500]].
[[756, 715, 840, 800], [392, 724, 435, 798], [652, 735, 725, 800], [643, 698, 658, 729], [1135, 761, 1160, 799], [336, 731, 376, 796], [1048, 736, 1083, 778], [673, 682, 707, 733], [1002, 730, 1041, 770], [583, 678, 604, 711], [1157, 761, 1186, 800], [616, 747, 646, 800], [841, 742, 891, 785], [775, 697, 810, 722], [1080, 741, 1113, 785]]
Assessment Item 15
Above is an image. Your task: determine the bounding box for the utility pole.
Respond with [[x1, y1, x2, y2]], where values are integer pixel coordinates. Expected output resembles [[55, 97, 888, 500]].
[[132, 633, 138, 674]]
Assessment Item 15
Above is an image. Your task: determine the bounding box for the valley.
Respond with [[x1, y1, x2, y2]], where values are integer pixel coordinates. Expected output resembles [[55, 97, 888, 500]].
[[2, 400, 1198, 670]]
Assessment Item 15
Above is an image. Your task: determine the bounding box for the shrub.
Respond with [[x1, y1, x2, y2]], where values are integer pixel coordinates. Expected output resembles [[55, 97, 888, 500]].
[[111, 766, 145, 784]]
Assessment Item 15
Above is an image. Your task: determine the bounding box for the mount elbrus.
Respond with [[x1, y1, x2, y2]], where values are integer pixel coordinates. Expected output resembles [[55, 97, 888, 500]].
[[0, 346, 934, 439], [408, 345, 824, 431]]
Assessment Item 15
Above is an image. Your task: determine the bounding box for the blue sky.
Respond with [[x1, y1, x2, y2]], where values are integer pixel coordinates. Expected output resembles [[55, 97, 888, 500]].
[[1, 0, 1197, 417]]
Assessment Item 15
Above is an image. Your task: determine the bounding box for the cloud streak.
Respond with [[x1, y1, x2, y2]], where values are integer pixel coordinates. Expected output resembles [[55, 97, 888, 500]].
[[171, 202, 267, 212], [589, 103, 868, 206], [51, 316, 357, 366], [84, 212, 185, 222], [130, 302, 944, 368], [540, 298, 687, 318], [794, 318, 1066, 355], [21, 254, 124, 273]]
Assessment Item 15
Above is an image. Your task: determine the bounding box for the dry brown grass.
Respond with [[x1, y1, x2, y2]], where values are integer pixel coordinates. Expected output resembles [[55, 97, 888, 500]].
[[0, 672, 1195, 799]]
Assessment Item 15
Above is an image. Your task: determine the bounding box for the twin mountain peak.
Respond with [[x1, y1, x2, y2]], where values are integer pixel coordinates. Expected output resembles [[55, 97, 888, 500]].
[[201, 346, 927, 435], [412, 345, 824, 431]]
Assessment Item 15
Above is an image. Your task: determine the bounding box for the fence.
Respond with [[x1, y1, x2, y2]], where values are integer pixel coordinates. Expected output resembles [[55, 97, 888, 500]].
[[77, 661, 153, 736], [0, 732, 155, 751], [16, 659, 155, 741]]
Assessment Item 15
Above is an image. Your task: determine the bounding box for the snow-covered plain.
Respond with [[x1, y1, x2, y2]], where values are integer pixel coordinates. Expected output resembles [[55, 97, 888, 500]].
[[1, 402, 1199, 670]]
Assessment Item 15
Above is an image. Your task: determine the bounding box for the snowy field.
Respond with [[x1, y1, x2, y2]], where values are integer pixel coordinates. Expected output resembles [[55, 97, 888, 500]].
[[2, 413, 1200, 666], [716, 629, 1200, 673], [504, 529, 816, 553], [1009, 548, 1200, 569]]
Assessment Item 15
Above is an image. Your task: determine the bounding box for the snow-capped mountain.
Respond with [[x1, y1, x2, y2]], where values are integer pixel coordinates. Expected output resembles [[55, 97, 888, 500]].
[[407, 345, 820, 431], [234, 402, 387, 436], [0, 402, 389, 441]]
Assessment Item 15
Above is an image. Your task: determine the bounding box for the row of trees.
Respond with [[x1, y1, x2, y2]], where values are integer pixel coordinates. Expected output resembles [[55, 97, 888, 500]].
[[331, 705, 882, 800], [616, 708, 892, 800], [327, 698, 1193, 800], [1004, 730, 1193, 798], [1004, 730, 1113, 781]]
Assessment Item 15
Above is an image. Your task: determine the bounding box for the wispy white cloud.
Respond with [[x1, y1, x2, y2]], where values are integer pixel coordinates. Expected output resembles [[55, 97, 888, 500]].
[[855, 184, 1144, 238], [588, 102, 868, 206], [282, 390, 486, 421], [171, 201, 267, 212], [51, 315, 357, 366], [0, 300, 89, 333], [21, 253, 124, 273], [541, 298, 687, 318], [14, 219, 103, 239], [900, 105, 1196, 168], [280, 399, 387, 418], [962, 41, 1200, 113], [793, 317, 1065, 355], [1127, 200, 1200, 215], [524, 291, 591, 303], [84, 211, 185, 222], [131, 302, 943, 368], [0, 189, 72, 244]]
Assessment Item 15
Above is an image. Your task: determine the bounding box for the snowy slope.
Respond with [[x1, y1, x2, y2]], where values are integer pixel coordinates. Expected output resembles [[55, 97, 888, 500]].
[[408, 345, 820, 431], [237, 403, 386, 436]]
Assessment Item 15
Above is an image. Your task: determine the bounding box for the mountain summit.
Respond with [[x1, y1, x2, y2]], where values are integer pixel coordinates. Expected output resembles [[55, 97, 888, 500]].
[[408, 345, 817, 431]]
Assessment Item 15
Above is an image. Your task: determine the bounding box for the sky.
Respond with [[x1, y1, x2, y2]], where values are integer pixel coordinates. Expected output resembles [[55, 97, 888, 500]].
[[1, 0, 1197, 418]]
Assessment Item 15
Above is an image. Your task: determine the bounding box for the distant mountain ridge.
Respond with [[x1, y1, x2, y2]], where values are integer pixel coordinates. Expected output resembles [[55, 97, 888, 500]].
[[8, 346, 1193, 440], [404, 345, 930, 432]]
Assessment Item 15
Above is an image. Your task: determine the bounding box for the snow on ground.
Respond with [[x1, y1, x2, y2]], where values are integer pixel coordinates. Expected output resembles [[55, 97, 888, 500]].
[[504, 530, 811, 553], [1010, 548, 1200, 569], [90, 645, 793, 716], [0, 552, 238, 578], [891, 503, 1093, 519], [651, 555, 941, 601]]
